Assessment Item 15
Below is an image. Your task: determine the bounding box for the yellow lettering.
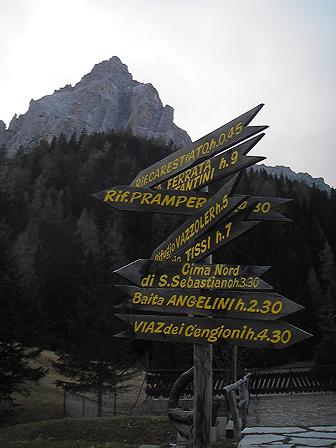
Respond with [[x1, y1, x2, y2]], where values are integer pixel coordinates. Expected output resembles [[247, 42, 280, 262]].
[[175, 196, 188, 207], [129, 191, 142, 203], [104, 190, 117, 202], [140, 193, 153, 204]]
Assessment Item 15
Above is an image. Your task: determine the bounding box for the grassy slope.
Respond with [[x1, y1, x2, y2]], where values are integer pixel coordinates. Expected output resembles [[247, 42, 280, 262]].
[[0, 352, 236, 447], [0, 416, 236, 448], [0, 416, 174, 447], [0, 350, 145, 425], [1, 351, 64, 426]]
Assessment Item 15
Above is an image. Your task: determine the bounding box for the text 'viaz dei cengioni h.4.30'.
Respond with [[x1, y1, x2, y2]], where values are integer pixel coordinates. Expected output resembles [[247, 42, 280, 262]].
[[92, 104, 312, 447]]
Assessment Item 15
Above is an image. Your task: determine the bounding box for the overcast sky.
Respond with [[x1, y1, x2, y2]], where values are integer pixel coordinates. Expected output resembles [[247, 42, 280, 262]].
[[1, 0, 335, 186]]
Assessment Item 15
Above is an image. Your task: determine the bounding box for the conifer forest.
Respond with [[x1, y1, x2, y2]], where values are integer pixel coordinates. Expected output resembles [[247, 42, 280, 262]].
[[1, 132, 336, 402]]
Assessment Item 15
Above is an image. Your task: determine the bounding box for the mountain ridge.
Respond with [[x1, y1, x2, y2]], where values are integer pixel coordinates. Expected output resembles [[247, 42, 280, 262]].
[[250, 163, 331, 193], [0, 56, 331, 193], [0, 56, 191, 155]]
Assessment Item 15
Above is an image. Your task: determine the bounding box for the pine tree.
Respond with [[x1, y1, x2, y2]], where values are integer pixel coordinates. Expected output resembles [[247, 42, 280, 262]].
[[0, 221, 46, 403], [318, 242, 336, 333], [0, 144, 7, 166], [303, 268, 322, 334], [77, 207, 100, 258], [53, 205, 138, 416], [0, 343, 46, 403], [314, 242, 336, 366], [53, 290, 138, 416]]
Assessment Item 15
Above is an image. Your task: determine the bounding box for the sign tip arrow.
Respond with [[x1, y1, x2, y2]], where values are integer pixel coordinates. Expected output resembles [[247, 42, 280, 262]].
[[113, 330, 128, 339]]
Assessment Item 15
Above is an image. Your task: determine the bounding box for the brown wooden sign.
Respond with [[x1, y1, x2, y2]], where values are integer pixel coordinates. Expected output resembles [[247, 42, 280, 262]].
[[152, 206, 260, 262], [234, 196, 292, 222], [131, 104, 267, 188], [92, 186, 210, 215], [93, 103, 309, 448], [114, 259, 272, 289], [93, 186, 291, 222], [115, 286, 303, 320], [114, 314, 312, 349], [151, 176, 246, 261], [157, 134, 266, 191]]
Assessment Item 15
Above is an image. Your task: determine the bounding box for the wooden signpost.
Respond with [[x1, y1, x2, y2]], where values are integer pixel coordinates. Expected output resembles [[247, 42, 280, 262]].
[[92, 186, 211, 215], [115, 286, 304, 320], [131, 104, 267, 188], [151, 181, 247, 261], [153, 205, 261, 262], [114, 259, 272, 289], [114, 314, 311, 349], [232, 196, 292, 222], [156, 133, 266, 191], [151, 192, 292, 262], [93, 104, 311, 447], [93, 185, 292, 222]]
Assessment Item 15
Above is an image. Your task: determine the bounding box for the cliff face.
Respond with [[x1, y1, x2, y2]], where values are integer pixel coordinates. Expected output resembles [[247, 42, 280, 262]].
[[0, 56, 191, 155]]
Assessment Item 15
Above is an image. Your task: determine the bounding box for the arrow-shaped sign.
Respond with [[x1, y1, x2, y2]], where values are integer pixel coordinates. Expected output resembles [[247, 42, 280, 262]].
[[153, 206, 260, 263], [234, 196, 292, 222], [151, 176, 246, 261], [114, 259, 272, 289], [157, 133, 266, 192], [115, 286, 303, 321], [114, 314, 312, 349], [92, 186, 292, 223], [92, 186, 210, 215], [131, 104, 267, 188]]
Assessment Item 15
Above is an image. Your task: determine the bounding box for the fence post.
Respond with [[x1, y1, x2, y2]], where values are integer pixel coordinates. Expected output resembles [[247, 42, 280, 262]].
[[228, 389, 241, 440], [239, 378, 249, 429], [64, 390, 66, 418], [254, 369, 258, 398], [114, 384, 117, 416], [290, 368, 293, 395], [193, 343, 213, 448], [233, 346, 237, 383]]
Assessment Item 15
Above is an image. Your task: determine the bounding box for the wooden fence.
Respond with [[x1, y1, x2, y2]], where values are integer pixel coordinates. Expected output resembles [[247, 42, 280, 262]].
[[145, 365, 336, 398], [224, 374, 251, 440], [64, 390, 98, 418]]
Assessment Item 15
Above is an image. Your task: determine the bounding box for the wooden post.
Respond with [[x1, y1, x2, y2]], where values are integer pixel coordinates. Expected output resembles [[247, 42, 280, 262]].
[[233, 346, 237, 383], [63, 390, 66, 418], [193, 343, 213, 447], [113, 384, 117, 416], [193, 240, 213, 447], [239, 377, 249, 429]]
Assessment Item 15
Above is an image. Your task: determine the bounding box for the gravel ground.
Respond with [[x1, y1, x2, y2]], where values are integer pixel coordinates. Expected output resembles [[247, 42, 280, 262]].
[[247, 393, 336, 426]]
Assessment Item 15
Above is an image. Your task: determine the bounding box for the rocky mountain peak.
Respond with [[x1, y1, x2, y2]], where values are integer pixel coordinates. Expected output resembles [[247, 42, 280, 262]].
[[1, 56, 191, 155], [79, 56, 133, 89]]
